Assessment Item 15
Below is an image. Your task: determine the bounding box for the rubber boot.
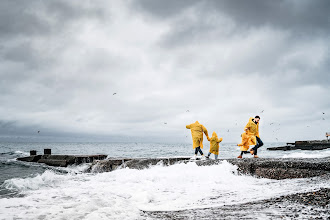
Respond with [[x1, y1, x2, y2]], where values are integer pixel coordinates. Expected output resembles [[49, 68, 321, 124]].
[[237, 155, 242, 158]]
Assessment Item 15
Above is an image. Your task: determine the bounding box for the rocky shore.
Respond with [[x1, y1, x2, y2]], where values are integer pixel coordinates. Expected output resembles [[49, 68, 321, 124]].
[[143, 188, 330, 219]]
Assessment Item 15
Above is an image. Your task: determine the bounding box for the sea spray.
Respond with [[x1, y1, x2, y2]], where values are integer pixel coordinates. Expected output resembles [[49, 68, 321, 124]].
[[1, 161, 329, 219]]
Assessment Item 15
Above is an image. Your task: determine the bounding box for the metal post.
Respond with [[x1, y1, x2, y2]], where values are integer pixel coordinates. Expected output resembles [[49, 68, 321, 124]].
[[30, 150, 37, 156], [44, 149, 51, 155]]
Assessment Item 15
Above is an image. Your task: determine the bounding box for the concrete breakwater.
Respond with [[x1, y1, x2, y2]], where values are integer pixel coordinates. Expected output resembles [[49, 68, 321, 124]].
[[89, 157, 330, 180], [17, 154, 107, 167], [267, 140, 330, 151]]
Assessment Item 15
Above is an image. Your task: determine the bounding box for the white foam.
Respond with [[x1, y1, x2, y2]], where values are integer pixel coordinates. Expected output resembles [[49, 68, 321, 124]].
[[0, 161, 329, 220], [282, 149, 330, 158], [14, 150, 29, 156]]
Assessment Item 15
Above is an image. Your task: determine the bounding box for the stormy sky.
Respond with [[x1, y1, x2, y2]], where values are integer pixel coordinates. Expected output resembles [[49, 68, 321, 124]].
[[0, 0, 329, 143]]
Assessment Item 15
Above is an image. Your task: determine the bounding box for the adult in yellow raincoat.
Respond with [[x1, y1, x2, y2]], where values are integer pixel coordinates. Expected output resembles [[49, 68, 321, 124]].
[[244, 116, 263, 158], [206, 132, 223, 160], [186, 121, 209, 160]]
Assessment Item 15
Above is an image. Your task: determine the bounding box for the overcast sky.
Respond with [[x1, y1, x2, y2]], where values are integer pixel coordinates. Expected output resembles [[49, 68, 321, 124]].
[[0, 0, 329, 143]]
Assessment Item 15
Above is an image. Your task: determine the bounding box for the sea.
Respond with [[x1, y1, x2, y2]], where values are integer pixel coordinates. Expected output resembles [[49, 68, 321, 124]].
[[0, 142, 329, 219]]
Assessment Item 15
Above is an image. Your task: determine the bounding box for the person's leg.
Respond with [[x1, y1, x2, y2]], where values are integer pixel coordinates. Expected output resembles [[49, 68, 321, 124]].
[[198, 147, 204, 155], [215, 154, 218, 160], [256, 136, 263, 147], [254, 137, 263, 155], [195, 147, 199, 155]]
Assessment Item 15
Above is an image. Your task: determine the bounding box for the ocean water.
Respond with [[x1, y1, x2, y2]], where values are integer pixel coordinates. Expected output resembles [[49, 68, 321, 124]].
[[0, 142, 329, 219]]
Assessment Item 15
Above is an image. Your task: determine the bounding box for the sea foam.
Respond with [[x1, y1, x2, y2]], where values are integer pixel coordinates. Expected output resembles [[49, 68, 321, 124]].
[[0, 161, 329, 220]]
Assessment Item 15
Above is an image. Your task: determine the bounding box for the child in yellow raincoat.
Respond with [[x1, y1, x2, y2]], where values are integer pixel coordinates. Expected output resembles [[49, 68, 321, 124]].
[[237, 128, 256, 158], [206, 132, 223, 160]]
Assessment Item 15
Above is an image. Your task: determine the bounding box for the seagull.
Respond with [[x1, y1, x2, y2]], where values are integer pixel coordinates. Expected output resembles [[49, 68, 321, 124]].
[[37, 131, 40, 133], [227, 129, 230, 132], [322, 112, 325, 114], [186, 110, 190, 112], [164, 122, 167, 124], [322, 118, 325, 120], [270, 123, 274, 125], [113, 93, 117, 95], [260, 110, 264, 113]]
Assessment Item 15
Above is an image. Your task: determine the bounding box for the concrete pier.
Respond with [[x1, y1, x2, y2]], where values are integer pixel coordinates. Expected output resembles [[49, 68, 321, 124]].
[[88, 157, 330, 180], [17, 154, 107, 167], [267, 140, 330, 151]]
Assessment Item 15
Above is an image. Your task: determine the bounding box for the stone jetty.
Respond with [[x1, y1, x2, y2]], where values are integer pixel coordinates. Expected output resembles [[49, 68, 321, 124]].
[[267, 140, 330, 151], [17, 154, 107, 167], [88, 156, 330, 180]]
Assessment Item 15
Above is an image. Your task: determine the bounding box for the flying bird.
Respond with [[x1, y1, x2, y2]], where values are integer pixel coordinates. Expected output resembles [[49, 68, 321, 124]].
[[322, 112, 325, 114], [113, 93, 117, 95], [270, 123, 274, 125], [227, 129, 230, 132], [260, 110, 264, 113], [186, 110, 190, 112], [164, 122, 167, 124], [322, 118, 325, 120], [37, 131, 40, 133]]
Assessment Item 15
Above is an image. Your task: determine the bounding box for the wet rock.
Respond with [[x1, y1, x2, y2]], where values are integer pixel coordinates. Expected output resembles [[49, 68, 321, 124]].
[[143, 188, 330, 219], [88, 157, 330, 180]]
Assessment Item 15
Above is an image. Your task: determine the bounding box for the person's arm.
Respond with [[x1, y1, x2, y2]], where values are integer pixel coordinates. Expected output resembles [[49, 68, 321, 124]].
[[207, 136, 211, 141], [186, 124, 192, 129], [217, 137, 223, 143], [202, 125, 209, 138], [244, 122, 251, 132]]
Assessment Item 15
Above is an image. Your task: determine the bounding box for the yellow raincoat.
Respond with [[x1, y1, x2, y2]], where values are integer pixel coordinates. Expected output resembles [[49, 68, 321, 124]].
[[238, 131, 255, 151], [186, 121, 209, 149], [207, 132, 223, 155], [245, 117, 260, 138]]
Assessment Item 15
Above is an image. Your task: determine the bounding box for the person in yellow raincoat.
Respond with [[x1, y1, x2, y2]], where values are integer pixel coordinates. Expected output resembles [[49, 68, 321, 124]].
[[237, 128, 255, 158], [186, 121, 209, 160], [206, 132, 223, 160], [245, 115, 263, 158]]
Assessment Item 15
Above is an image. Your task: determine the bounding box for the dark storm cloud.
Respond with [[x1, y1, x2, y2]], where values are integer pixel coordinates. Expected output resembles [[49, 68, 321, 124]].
[[0, 0, 106, 39], [0, 0, 108, 73], [133, 0, 330, 87], [133, 0, 330, 32]]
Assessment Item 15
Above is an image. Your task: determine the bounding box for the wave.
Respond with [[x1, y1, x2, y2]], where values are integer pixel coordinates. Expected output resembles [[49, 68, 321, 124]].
[[1, 161, 329, 219], [282, 149, 330, 158]]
